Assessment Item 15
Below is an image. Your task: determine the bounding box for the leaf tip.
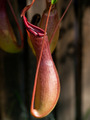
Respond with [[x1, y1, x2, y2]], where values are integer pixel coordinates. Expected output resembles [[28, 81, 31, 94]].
[[51, 0, 57, 4]]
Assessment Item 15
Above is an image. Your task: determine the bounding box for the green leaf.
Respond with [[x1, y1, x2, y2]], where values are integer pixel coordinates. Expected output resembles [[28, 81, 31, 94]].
[[51, 0, 57, 4]]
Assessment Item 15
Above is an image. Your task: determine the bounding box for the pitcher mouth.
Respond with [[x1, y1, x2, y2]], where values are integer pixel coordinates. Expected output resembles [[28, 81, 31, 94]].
[[23, 16, 47, 37]]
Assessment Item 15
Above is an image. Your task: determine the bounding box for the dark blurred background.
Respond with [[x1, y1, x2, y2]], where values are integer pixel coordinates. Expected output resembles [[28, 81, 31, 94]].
[[0, 0, 90, 120]]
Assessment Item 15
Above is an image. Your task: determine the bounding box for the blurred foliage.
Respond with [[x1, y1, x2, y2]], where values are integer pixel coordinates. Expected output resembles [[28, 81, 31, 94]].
[[84, 109, 90, 120]]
